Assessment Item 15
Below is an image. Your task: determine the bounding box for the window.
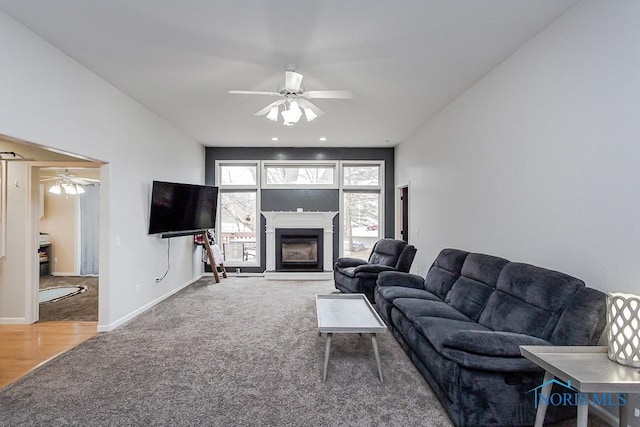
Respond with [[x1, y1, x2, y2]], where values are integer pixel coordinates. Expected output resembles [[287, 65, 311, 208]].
[[219, 191, 257, 263], [340, 162, 384, 260], [216, 161, 259, 266], [343, 165, 380, 187], [262, 162, 338, 188], [215, 159, 385, 265], [219, 164, 257, 186]]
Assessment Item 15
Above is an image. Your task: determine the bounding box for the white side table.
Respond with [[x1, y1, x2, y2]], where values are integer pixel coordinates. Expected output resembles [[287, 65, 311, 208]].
[[520, 346, 640, 427]]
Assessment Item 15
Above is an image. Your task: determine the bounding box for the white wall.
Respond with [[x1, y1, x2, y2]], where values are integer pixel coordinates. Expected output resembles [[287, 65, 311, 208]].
[[0, 11, 205, 329], [396, 0, 640, 295], [0, 163, 29, 321]]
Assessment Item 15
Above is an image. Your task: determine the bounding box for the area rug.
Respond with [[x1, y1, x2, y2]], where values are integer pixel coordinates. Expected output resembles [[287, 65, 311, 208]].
[[38, 276, 98, 322], [39, 286, 87, 303]]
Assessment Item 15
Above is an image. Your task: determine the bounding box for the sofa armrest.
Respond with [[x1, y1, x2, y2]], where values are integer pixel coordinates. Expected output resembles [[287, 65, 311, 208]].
[[335, 257, 369, 269], [376, 271, 426, 290], [353, 264, 395, 275], [443, 331, 551, 357]]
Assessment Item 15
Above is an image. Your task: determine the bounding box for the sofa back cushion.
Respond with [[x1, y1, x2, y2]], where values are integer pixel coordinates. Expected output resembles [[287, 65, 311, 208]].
[[550, 286, 607, 345], [424, 249, 469, 300], [445, 253, 509, 321], [478, 263, 584, 339], [395, 245, 417, 272], [368, 239, 407, 267]]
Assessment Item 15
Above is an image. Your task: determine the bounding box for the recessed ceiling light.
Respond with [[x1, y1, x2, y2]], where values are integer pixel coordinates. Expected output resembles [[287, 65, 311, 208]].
[[271, 137, 279, 141], [319, 137, 327, 141]]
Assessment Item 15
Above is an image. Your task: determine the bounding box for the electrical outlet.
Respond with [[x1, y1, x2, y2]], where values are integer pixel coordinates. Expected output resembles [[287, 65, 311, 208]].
[[53, 257, 57, 264], [634, 407, 640, 417], [135, 284, 140, 294]]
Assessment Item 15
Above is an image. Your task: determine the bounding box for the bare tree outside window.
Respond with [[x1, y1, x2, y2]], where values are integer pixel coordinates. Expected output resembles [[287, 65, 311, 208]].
[[265, 166, 334, 185], [342, 164, 382, 260]]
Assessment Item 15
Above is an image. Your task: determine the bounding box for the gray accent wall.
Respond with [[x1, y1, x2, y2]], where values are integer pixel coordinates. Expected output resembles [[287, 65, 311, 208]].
[[205, 147, 394, 273]]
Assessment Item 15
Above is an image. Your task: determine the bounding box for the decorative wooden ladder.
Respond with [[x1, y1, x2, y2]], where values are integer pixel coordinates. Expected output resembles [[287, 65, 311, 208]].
[[202, 231, 227, 283]]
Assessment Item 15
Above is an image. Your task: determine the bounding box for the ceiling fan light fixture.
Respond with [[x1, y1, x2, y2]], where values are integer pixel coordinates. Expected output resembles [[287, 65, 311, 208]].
[[266, 105, 279, 121], [48, 183, 62, 194], [281, 103, 302, 125], [303, 107, 318, 122], [63, 184, 77, 195], [76, 185, 85, 194]]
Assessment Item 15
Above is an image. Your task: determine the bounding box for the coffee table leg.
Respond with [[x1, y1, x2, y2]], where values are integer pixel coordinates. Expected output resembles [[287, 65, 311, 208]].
[[371, 333, 383, 383], [323, 333, 332, 382], [534, 371, 553, 427]]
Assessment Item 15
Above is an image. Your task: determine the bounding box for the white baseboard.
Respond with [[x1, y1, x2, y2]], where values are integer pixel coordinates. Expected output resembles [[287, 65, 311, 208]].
[[263, 270, 333, 280], [96, 275, 201, 332], [0, 317, 30, 324], [202, 272, 264, 277]]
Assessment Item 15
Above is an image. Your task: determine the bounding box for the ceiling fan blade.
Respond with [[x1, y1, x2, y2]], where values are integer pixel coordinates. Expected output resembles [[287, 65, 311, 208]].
[[297, 99, 324, 117], [73, 178, 100, 185], [228, 90, 280, 96], [302, 90, 354, 99], [254, 99, 286, 116], [285, 71, 303, 92], [40, 177, 59, 182]]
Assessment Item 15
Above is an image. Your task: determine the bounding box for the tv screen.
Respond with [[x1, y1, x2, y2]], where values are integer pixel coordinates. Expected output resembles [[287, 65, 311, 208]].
[[148, 181, 219, 237]]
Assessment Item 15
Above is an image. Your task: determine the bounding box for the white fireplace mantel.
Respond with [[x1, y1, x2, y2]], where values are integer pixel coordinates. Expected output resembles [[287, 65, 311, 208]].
[[262, 211, 338, 280]]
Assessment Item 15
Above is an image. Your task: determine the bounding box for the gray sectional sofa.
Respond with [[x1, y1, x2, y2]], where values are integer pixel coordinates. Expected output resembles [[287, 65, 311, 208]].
[[374, 248, 607, 427]]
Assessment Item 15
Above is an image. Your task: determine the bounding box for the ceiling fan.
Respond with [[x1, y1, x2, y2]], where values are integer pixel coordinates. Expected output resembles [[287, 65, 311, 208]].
[[40, 170, 99, 195], [229, 66, 353, 126]]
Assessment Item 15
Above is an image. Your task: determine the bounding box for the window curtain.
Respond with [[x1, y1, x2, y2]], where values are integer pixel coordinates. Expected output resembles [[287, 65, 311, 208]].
[[80, 184, 100, 275]]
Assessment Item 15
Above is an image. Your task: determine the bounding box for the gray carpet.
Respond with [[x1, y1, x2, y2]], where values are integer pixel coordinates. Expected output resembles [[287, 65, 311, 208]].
[[39, 276, 99, 322], [2, 277, 452, 426], [1, 277, 605, 426]]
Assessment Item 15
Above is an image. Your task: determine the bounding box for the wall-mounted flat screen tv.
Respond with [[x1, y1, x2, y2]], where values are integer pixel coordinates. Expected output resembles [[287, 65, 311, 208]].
[[148, 181, 218, 237]]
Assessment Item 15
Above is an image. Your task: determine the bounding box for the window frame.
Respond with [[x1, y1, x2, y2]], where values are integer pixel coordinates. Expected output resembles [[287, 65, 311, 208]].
[[215, 160, 260, 267], [261, 160, 339, 189], [338, 161, 385, 258]]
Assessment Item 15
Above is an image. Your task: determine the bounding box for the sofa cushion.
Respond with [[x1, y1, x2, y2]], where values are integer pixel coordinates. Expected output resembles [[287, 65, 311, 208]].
[[413, 317, 491, 353], [424, 249, 469, 299], [445, 277, 494, 322], [550, 286, 607, 346], [478, 263, 584, 339], [368, 239, 407, 266], [443, 330, 551, 357], [460, 252, 510, 286], [394, 298, 471, 323], [353, 264, 395, 277], [443, 253, 508, 321], [377, 285, 441, 303]]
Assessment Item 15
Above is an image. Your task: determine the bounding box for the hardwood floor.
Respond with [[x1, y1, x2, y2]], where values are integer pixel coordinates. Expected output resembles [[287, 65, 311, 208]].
[[0, 321, 97, 389]]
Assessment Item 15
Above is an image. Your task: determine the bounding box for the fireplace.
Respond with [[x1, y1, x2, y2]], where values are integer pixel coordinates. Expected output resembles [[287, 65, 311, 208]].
[[262, 211, 338, 280], [276, 228, 323, 271]]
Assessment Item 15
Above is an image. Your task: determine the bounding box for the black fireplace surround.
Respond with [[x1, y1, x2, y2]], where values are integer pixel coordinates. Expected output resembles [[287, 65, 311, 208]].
[[275, 228, 323, 271]]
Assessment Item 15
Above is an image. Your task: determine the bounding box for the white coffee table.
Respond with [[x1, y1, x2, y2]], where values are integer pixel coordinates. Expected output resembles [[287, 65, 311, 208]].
[[315, 293, 387, 382]]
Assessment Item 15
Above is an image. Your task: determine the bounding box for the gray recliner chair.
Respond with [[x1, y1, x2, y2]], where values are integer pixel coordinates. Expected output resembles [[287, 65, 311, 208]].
[[334, 238, 417, 303]]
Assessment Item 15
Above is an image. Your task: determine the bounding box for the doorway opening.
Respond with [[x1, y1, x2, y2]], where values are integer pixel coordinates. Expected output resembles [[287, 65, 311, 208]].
[[38, 165, 101, 322], [397, 185, 409, 242]]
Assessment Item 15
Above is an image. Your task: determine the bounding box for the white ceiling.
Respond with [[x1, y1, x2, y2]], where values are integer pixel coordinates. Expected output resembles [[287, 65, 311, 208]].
[[0, 1, 579, 148]]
